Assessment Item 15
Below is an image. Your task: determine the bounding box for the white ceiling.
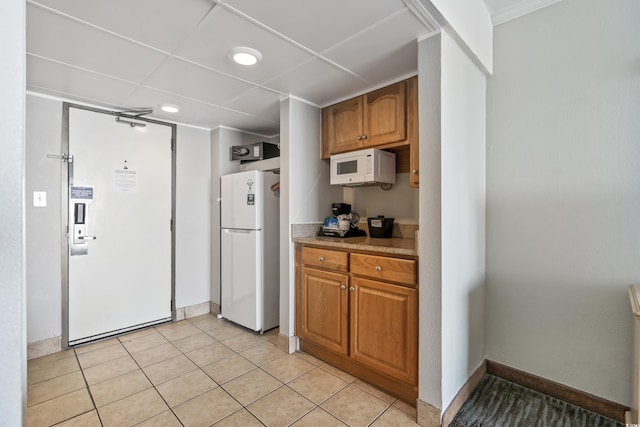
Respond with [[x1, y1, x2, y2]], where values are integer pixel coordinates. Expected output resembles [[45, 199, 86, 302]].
[[26, 0, 546, 136]]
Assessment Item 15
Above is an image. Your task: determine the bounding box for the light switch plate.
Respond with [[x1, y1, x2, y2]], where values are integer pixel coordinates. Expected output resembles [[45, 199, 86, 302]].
[[33, 191, 47, 207]]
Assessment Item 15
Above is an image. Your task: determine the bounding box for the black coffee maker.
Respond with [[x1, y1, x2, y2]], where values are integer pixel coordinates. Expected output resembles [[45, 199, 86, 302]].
[[318, 203, 366, 238]]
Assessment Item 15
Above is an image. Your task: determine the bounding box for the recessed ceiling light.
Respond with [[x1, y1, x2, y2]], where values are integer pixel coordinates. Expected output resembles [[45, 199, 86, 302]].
[[229, 47, 263, 66], [160, 103, 180, 113]]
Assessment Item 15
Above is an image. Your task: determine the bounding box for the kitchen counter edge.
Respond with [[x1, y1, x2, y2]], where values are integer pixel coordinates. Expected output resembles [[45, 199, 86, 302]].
[[293, 236, 418, 257]]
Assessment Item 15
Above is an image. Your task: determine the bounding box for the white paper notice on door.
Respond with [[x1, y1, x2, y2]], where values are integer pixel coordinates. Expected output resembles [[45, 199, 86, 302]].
[[113, 162, 138, 193]]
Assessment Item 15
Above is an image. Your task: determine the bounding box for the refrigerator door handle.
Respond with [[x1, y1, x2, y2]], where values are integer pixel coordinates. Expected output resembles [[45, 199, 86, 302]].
[[223, 228, 253, 234]]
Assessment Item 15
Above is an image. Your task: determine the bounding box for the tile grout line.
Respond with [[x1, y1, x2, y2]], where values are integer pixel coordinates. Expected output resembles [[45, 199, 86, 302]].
[[117, 324, 189, 426], [72, 347, 106, 427], [31, 315, 414, 426]]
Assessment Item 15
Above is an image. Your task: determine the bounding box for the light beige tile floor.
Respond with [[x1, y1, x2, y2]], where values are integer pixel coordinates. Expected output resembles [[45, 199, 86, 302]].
[[27, 314, 418, 426]]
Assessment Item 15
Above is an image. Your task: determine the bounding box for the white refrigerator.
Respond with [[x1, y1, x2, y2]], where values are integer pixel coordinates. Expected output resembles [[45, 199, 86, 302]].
[[220, 170, 280, 332]]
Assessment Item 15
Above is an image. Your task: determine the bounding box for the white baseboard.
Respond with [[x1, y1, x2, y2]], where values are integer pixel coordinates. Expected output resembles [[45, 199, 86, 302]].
[[277, 334, 298, 354], [176, 301, 211, 320], [28, 336, 62, 360]]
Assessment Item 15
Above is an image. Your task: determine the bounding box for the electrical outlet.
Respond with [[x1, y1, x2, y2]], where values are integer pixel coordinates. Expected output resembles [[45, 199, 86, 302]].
[[33, 191, 47, 207]]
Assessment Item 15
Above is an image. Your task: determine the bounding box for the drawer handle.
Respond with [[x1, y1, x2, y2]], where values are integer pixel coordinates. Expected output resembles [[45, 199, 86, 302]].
[[375, 266, 382, 272], [319, 257, 324, 262], [341, 285, 346, 289], [349, 287, 355, 292]]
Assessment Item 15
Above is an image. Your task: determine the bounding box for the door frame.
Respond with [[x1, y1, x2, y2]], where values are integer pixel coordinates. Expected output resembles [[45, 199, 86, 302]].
[[60, 102, 177, 349]]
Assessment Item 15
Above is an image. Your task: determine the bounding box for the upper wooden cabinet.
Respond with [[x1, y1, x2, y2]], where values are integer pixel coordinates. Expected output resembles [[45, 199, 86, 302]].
[[321, 77, 419, 187]]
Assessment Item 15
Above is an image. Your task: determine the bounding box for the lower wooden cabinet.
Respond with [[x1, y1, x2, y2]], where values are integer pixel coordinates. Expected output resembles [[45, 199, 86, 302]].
[[350, 277, 417, 386], [299, 267, 349, 356], [296, 244, 418, 403]]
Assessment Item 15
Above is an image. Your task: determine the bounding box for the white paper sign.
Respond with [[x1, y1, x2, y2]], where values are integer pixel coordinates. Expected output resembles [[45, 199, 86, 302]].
[[113, 162, 138, 193]]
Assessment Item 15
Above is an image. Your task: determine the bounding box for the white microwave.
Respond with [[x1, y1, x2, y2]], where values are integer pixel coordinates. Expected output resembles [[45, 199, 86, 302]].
[[330, 148, 396, 186]]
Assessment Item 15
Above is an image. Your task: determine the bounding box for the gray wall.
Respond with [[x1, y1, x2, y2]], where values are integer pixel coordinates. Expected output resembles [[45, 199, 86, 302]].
[[439, 28, 486, 408], [175, 125, 211, 308], [0, 0, 26, 423], [25, 94, 212, 348], [486, 0, 640, 405], [26, 95, 63, 343], [279, 96, 342, 340]]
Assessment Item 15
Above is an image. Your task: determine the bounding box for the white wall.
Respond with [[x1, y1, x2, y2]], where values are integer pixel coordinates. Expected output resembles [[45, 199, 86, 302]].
[[440, 28, 486, 409], [486, 0, 640, 405], [25, 95, 213, 346], [175, 125, 211, 309], [345, 173, 419, 223], [279, 96, 341, 339], [0, 0, 26, 422], [420, 0, 493, 73]]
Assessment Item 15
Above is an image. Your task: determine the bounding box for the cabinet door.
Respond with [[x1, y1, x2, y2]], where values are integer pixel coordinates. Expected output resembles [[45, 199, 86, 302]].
[[323, 97, 364, 156], [364, 80, 406, 147], [350, 277, 417, 385], [299, 267, 349, 356]]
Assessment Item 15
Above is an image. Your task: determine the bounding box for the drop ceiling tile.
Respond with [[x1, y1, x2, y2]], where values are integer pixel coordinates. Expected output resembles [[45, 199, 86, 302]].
[[223, 0, 408, 52], [124, 86, 217, 125], [176, 7, 314, 85], [27, 54, 138, 107], [31, 0, 214, 53], [222, 87, 283, 123], [197, 107, 279, 136], [144, 57, 257, 106], [27, 4, 168, 83], [322, 10, 425, 84], [265, 58, 370, 107]]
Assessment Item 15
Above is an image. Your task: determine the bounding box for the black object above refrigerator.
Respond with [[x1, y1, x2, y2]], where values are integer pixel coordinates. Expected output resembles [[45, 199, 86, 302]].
[[231, 142, 280, 163]]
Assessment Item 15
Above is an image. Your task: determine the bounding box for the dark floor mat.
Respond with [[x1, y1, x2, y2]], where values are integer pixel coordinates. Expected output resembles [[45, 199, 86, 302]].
[[450, 375, 624, 427]]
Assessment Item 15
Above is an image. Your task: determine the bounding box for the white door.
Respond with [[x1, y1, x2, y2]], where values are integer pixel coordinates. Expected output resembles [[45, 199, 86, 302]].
[[67, 107, 173, 346], [221, 170, 262, 230], [221, 229, 262, 331]]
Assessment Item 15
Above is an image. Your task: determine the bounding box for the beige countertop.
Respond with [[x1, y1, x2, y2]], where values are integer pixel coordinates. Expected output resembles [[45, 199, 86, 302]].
[[293, 235, 418, 257]]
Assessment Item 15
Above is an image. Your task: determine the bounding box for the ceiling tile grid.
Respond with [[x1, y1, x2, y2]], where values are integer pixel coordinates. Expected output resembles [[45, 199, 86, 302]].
[[26, 0, 548, 133]]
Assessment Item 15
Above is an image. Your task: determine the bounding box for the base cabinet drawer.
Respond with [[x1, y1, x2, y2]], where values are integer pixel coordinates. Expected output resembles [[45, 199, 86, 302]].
[[301, 246, 349, 272], [350, 253, 416, 285]]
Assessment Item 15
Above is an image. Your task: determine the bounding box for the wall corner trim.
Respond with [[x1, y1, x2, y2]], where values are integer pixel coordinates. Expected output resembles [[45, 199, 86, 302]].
[[441, 359, 488, 426], [416, 399, 442, 426]]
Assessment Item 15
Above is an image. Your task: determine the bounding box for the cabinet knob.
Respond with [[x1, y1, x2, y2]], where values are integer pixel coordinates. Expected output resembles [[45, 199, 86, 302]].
[[412, 169, 418, 174], [375, 266, 382, 272], [349, 287, 355, 292], [319, 257, 324, 262], [341, 285, 346, 289], [362, 135, 368, 140]]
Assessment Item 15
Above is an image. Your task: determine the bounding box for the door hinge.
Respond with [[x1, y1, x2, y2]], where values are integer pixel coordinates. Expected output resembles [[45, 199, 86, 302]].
[[171, 138, 175, 151], [170, 219, 173, 231]]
